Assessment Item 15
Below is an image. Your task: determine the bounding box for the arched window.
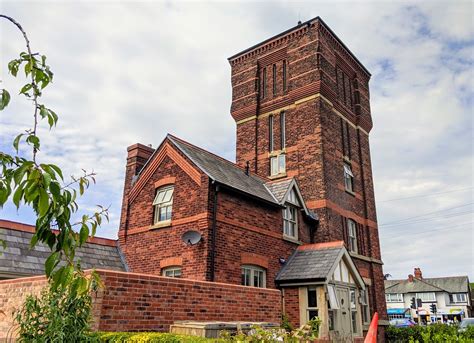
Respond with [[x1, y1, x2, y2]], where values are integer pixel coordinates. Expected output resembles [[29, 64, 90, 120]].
[[153, 185, 174, 224], [162, 266, 181, 278], [241, 265, 266, 288]]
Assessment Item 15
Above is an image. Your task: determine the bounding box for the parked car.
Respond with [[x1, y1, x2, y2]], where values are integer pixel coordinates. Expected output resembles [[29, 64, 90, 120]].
[[390, 318, 416, 327], [458, 318, 474, 332]]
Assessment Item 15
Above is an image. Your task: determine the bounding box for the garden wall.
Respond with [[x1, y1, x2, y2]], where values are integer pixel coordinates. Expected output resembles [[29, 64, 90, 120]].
[[0, 269, 282, 339]]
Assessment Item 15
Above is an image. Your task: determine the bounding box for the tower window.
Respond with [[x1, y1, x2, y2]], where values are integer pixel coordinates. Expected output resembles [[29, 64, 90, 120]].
[[283, 60, 287, 92], [153, 185, 174, 224], [280, 111, 286, 149], [269, 115, 274, 152], [343, 163, 354, 192], [270, 154, 285, 176], [262, 67, 266, 99], [272, 64, 277, 96], [347, 219, 358, 253]]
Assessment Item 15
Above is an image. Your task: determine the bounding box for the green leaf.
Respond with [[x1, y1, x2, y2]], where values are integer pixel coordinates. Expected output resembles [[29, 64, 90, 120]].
[[49, 164, 63, 180], [79, 224, 89, 245], [30, 233, 39, 248], [0, 89, 10, 110], [45, 251, 59, 276], [38, 188, 49, 217], [26, 135, 40, 149], [19, 83, 32, 95], [13, 185, 23, 208], [13, 134, 23, 152], [42, 172, 52, 189], [49, 181, 61, 201], [8, 59, 20, 77]]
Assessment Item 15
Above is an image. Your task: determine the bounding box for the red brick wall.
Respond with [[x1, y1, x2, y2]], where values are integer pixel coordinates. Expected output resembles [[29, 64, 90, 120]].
[[118, 142, 212, 280], [95, 270, 281, 332], [214, 190, 313, 289], [283, 287, 300, 328], [0, 270, 282, 337]]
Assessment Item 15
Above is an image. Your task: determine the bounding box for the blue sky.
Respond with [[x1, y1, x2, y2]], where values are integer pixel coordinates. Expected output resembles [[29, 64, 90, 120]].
[[0, 0, 472, 280]]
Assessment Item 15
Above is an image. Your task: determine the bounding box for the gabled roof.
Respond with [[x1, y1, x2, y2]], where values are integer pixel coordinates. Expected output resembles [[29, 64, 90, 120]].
[[167, 135, 280, 206], [385, 276, 470, 294], [276, 241, 364, 288], [265, 178, 314, 218], [0, 220, 126, 279]]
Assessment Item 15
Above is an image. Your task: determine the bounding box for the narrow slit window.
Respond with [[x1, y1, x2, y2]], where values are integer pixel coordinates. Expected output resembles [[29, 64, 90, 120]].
[[262, 67, 266, 99], [272, 64, 277, 95], [283, 60, 287, 92], [269, 115, 274, 152], [280, 111, 286, 149]]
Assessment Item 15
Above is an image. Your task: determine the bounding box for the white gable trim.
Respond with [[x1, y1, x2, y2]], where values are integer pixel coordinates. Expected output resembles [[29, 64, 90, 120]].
[[281, 179, 310, 215], [326, 247, 365, 290]]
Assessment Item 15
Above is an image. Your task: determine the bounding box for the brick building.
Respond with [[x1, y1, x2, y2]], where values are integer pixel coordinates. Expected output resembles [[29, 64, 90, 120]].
[[117, 16, 387, 341]]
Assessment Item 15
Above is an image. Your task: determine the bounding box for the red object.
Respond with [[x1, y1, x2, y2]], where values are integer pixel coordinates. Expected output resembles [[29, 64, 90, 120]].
[[364, 312, 379, 343]]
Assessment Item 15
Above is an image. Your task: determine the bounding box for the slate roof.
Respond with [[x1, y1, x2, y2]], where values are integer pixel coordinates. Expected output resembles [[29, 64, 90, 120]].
[[385, 276, 470, 294], [276, 242, 344, 283], [167, 135, 279, 205], [0, 222, 126, 278], [265, 179, 293, 203]]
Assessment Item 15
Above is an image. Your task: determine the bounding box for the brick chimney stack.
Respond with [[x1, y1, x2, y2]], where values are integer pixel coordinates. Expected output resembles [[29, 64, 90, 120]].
[[408, 274, 414, 282], [119, 143, 155, 239], [414, 267, 423, 279]]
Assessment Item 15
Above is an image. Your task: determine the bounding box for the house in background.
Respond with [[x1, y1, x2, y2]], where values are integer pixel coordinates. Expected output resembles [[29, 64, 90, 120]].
[[385, 268, 472, 324], [0, 220, 126, 280]]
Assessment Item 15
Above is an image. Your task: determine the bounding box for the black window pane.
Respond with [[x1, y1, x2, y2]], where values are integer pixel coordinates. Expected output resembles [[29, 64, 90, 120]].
[[308, 288, 317, 308], [308, 310, 318, 320]]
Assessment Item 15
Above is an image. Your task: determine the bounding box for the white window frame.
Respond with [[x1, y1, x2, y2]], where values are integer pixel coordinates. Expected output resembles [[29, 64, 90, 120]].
[[283, 205, 298, 240], [350, 289, 358, 334], [270, 153, 286, 176], [360, 289, 370, 324], [153, 185, 174, 224], [386, 293, 404, 302], [306, 286, 319, 321], [241, 265, 266, 288], [450, 293, 467, 303], [416, 292, 436, 302], [347, 219, 358, 253], [162, 266, 181, 278], [344, 163, 354, 192]]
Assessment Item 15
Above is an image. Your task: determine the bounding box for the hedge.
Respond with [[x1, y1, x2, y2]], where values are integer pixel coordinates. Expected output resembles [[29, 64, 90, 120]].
[[386, 324, 474, 343], [93, 332, 221, 343]]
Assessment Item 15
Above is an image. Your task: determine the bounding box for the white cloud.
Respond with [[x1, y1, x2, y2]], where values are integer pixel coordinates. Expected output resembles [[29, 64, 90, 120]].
[[0, 1, 472, 279]]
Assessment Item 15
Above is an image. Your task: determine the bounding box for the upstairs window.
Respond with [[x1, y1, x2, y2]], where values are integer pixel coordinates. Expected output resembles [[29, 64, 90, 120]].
[[153, 185, 174, 224], [270, 154, 286, 176], [385, 293, 403, 302], [416, 292, 436, 302], [283, 205, 298, 239], [344, 163, 354, 192], [347, 219, 358, 253], [162, 266, 181, 278], [449, 293, 467, 303], [261, 67, 266, 99], [283, 60, 287, 92], [241, 265, 266, 288]]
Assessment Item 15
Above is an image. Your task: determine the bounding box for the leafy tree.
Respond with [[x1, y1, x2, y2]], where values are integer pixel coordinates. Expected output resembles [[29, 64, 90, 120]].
[[0, 13, 107, 334]]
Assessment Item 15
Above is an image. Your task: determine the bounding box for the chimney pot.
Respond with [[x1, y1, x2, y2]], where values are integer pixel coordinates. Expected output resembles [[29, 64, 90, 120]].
[[414, 267, 423, 279], [408, 274, 414, 282]]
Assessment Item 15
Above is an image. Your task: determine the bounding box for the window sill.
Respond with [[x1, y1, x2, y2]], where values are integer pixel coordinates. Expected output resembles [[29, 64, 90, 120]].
[[345, 189, 356, 197], [150, 220, 172, 230], [269, 172, 287, 180], [283, 235, 302, 245], [268, 149, 286, 157]]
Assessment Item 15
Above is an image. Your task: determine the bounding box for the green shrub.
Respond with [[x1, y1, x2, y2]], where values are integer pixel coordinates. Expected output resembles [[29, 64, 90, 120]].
[[386, 324, 474, 343], [94, 332, 219, 342], [15, 279, 97, 342]]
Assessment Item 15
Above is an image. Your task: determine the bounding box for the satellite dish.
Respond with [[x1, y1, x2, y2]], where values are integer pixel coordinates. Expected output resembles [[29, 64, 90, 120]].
[[181, 231, 202, 246]]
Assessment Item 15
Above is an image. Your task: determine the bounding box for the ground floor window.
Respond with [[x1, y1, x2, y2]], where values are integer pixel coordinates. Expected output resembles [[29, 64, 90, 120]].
[[307, 287, 319, 320], [162, 266, 181, 277], [241, 265, 266, 288], [350, 289, 358, 334]]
